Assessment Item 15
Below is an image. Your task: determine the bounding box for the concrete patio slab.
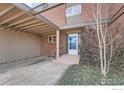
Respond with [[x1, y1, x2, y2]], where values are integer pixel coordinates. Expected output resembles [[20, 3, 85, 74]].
[[0, 57, 69, 85], [52, 54, 79, 65]]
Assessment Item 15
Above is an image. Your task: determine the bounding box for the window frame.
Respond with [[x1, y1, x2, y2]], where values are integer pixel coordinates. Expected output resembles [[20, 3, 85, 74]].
[[48, 35, 56, 43], [66, 4, 81, 17]]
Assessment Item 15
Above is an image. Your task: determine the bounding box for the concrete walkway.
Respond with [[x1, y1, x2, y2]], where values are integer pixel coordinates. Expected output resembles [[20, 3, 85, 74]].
[[0, 57, 69, 85], [53, 54, 79, 65]]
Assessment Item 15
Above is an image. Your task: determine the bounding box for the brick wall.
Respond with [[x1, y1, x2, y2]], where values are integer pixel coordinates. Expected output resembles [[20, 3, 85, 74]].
[[41, 4, 66, 27], [109, 3, 124, 17], [41, 3, 112, 27], [109, 4, 124, 36], [41, 31, 66, 56]]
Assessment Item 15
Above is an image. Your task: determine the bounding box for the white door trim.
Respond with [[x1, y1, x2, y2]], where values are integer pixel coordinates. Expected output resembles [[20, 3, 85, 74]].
[[68, 33, 78, 55]]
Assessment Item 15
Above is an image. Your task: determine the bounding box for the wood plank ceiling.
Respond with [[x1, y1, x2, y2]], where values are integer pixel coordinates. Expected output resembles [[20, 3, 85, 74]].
[[0, 3, 58, 35]]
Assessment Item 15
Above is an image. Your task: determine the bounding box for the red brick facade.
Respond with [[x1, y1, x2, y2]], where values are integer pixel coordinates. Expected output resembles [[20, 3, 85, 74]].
[[41, 31, 66, 56], [40, 3, 124, 56], [41, 4, 66, 27], [109, 4, 124, 36]]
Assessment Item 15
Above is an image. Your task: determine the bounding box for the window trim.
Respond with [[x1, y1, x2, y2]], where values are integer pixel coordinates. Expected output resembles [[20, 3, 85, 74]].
[[48, 35, 56, 43]]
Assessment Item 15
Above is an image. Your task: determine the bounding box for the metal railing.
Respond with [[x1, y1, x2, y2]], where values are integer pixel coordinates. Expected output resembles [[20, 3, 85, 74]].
[[51, 46, 67, 60]]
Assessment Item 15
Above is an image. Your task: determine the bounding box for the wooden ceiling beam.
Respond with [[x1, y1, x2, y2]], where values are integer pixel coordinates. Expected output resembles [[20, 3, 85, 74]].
[[30, 30, 54, 35], [19, 24, 47, 29], [28, 25, 49, 29], [7, 16, 34, 27], [24, 27, 55, 32], [0, 25, 41, 36], [0, 6, 15, 16], [38, 27, 55, 31], [25, 28, 55, 33], [36, 29, 55, 33], [0, 12, 25, 25], [35, 29, 55, 32], [0, 3, 58, 35], [18, 23, 44, 30], [25, 28, 54, 31], [13, 4, 59, 30], [14, 20, 39, 28], [31, 26, 54, 30], [35, 15, 59, 30], [22, 25, 49, 30], [19, 24, 44, 30]]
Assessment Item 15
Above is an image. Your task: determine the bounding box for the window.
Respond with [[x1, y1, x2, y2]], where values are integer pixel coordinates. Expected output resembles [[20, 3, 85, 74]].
[[48, 36, 52, 43], [53, 36, 56, 43], [48, 35, 56, 43], [66, 4, 81, 17]]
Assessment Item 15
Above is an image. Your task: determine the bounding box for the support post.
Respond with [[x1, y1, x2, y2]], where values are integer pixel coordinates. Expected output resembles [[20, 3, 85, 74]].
[[56, 30, 60, 59]]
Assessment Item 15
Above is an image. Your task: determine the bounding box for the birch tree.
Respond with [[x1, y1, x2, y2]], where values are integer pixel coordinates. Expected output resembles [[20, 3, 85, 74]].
[[82, 3, 122, 84], [92, 3, 121, 84]]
